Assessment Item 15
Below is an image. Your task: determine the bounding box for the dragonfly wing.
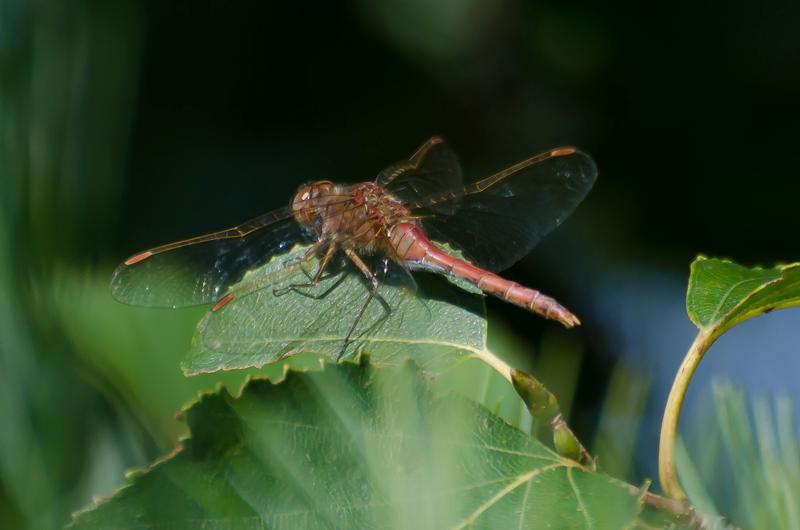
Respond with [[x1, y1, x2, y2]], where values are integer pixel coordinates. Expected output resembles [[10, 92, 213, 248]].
[[189, 247, 484, 369], [413, 147, 597, 272], [379, 136, 463, 215], [110, 207, 312, 308]]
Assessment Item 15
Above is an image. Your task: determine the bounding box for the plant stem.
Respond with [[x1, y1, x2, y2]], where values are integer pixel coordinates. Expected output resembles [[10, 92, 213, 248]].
[[638, 489, 736, 530], [659, 329, 716, 500], [473, 347, 512, 383], [619, 480, 737, 530]]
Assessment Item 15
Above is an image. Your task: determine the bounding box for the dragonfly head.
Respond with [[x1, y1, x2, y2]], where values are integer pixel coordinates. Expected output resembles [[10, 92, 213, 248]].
[[292, 180, 335, 227]]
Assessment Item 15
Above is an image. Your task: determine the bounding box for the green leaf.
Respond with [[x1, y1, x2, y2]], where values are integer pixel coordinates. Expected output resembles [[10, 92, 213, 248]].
[[70, 360, 644, 529], [183, 243, 489, 376], [661, 256, 800, 501], [686, 256, 800, 334]]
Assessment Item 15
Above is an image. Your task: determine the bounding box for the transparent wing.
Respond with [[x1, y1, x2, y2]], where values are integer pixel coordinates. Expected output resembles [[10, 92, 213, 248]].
[[410, 147, 598, 272], [186, 245, 485, 371], [110, 206, 313, 308], [378, 136, 463, 215], [195, 250, 413, 361]]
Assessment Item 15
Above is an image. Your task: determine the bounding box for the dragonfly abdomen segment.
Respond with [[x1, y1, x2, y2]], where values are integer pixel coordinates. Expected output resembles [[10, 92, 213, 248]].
[[390, 223, 580, 328]]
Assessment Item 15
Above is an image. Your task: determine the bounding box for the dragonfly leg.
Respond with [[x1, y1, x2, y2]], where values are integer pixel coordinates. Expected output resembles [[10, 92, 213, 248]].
[[212, 242, 332, 312], [273, 242, 337, 297], [275, 239, 327, 282], [282, 239, 320, 262], [394, 262, 419, 294], [337, 252, 390, 361]]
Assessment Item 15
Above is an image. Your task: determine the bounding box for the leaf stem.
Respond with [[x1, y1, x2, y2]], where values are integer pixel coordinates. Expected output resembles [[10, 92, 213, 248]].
[[635, 488, 738, 530], [658, 329, 716, 500], [472, 347, 512, 382]]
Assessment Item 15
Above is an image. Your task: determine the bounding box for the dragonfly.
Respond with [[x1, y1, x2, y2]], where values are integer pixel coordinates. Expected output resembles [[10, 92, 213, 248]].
[[111, 137, 597, 357]]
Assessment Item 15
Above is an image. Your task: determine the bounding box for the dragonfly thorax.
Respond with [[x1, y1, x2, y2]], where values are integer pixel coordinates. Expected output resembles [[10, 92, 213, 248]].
[[291, 178, 415, 254]]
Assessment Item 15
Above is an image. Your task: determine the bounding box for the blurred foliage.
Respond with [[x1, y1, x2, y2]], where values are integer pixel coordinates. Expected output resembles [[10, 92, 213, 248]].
[[712, 383, 800, 529], [1, 1, 146, 528], [679, 381, 800, 529], [70, 360, 646, 530], [2, 0, 799, 528]]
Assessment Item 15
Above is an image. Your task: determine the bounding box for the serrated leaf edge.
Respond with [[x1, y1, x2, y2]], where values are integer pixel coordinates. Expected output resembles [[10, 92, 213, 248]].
[[70, 360, 640, 529]]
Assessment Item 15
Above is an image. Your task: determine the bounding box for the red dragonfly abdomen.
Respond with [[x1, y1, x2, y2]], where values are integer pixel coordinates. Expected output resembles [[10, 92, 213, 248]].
[[389, 223, 580, 328]]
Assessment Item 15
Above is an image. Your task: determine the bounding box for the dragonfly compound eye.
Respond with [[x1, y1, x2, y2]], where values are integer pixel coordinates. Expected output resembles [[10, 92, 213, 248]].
[[292, 180, 335, 227]]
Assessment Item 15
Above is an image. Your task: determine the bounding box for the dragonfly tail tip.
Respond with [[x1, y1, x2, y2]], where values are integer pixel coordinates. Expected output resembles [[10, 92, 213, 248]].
[[555, 310, 581, 328]]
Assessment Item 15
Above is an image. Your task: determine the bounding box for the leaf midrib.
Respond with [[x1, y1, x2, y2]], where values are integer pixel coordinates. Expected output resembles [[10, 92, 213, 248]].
[[707, 276, 767, 327]]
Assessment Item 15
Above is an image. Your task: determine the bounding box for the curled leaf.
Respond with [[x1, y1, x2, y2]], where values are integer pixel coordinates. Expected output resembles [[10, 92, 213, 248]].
[[687, 256, 800, 336]]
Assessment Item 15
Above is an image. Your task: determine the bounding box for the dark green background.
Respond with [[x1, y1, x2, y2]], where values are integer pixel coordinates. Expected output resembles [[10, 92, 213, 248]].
[[2, 0, 798, 528]]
